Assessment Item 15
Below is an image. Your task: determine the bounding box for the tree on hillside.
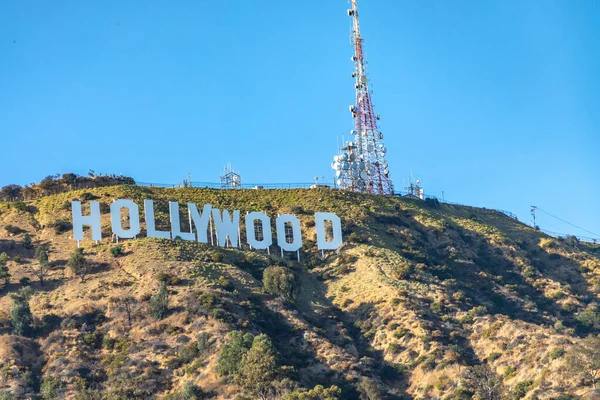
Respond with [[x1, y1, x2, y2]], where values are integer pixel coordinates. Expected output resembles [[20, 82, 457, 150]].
[[236, 334, 280, 399], [34, 245, 50, 286], [10, 287, 34, 336], [150, 281, 169, 320], [0, 184, 22, 201], [465, 365, 505, 400], [0, 252, 10, 288], [566, 335, 600, 390], [217, 331, 254, 376], [263, 265, 300, 302], [357, 377, 385, 400], [68, 247, 89, 281], [61, 173, 78, 188], [39, 175, 60, 194]]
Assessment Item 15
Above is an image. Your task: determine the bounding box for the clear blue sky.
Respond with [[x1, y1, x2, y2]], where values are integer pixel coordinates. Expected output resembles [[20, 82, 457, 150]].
[[1, 0, 599, 239]]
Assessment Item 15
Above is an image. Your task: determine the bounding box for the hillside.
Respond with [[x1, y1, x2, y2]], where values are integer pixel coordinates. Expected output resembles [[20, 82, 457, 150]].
[[0, 186, 599, 399]]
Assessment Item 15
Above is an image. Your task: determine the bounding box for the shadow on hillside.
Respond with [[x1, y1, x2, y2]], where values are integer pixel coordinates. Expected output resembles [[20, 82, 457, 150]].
[[52, 259, 111, 281], [436, 219, 596, 332], [366, 203, 597, 329], [292, 271, 412, 399]]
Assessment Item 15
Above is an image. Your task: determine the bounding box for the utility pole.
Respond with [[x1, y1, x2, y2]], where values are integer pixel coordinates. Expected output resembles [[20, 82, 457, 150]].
[[531, 206, 537, 230]]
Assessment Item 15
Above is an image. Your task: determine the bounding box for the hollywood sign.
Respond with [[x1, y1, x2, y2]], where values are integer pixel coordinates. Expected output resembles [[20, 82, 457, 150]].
[[71, 200, 343, 256]]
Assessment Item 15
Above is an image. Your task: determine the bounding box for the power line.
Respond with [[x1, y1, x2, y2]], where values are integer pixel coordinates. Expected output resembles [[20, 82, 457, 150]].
[[536, 207, 600, 239]]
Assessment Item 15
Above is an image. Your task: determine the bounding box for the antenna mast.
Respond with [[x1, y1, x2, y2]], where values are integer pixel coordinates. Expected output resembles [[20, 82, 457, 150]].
[[332, 0, 394, 195]]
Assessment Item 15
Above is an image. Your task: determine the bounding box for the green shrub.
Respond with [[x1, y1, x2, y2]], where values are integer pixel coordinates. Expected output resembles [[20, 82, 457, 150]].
[[163, 381, 205, 400], [68, 247, 89, 281], [83, 332, 103, 349], [236, 334, 280, 395], [21, 234, 33, 249], [347, 232, 368, 244], [468, 306, 488, 317], [110, 245, 124, 257], [150, 281, 169, 320], [511, 380, 533, 399], [47, 219, 72, 234], [210, 251, 224, 262], [155, 272, 181, 285], [196, 332, 211, 356], [40, 376, 65, 400], [388, 342, 401, 354], [217, 276, 234, 291], [217, 331, 254, 376], [263, 265, 299, 301], [10, 288, 33, 336], [576, 311, 600, 329], [0, 253, 9, 286], [357, 377, 384, 400], [550, 348, 565, 360], [503, 366, 516, 379], [488, 352, 502, 362], [562, 301, 577, 313], [393, 328, 408, 339]]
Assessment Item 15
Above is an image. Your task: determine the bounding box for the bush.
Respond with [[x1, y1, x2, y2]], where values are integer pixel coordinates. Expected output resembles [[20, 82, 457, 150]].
[[263, 265, 299, 302], [236, 334, 280, 395], [164, 381, 206, 400], [155, 272, 181, 285], [217, 331, 254, 376], [110, 245, 124, 257], [504, 366, 516, 378], [210, 251, 224, 262], [40, 376, 65, 400], [19, 277, 30, 286], [550, 348, 565, 360], [68, 247, 89, 281], [217, 276, 234, 291], [511, 380, 533, 399], [10, 288, 33, 336], [576, 311, 600, 330], [21, 234, 33, 249], [150, 281, 169, 320], [347, 232, 368, 244], [197, 332, 211, 356], [392, 261, 414, 280], [562, 301, 577, 313], [0, 253, 10, 286], [523, 266, 536, 278], [388, 342, 401, 354], [47, 219, 72, 234], [357, 377, 384, 400]]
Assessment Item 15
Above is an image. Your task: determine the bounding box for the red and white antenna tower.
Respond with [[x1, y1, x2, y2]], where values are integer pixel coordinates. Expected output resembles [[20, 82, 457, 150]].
[[332, 0, 394, 195]]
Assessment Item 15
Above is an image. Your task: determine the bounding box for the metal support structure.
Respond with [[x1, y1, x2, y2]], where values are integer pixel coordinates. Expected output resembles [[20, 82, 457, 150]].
[[332, 0, 394, 195], [220, 164, 242, 190]]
